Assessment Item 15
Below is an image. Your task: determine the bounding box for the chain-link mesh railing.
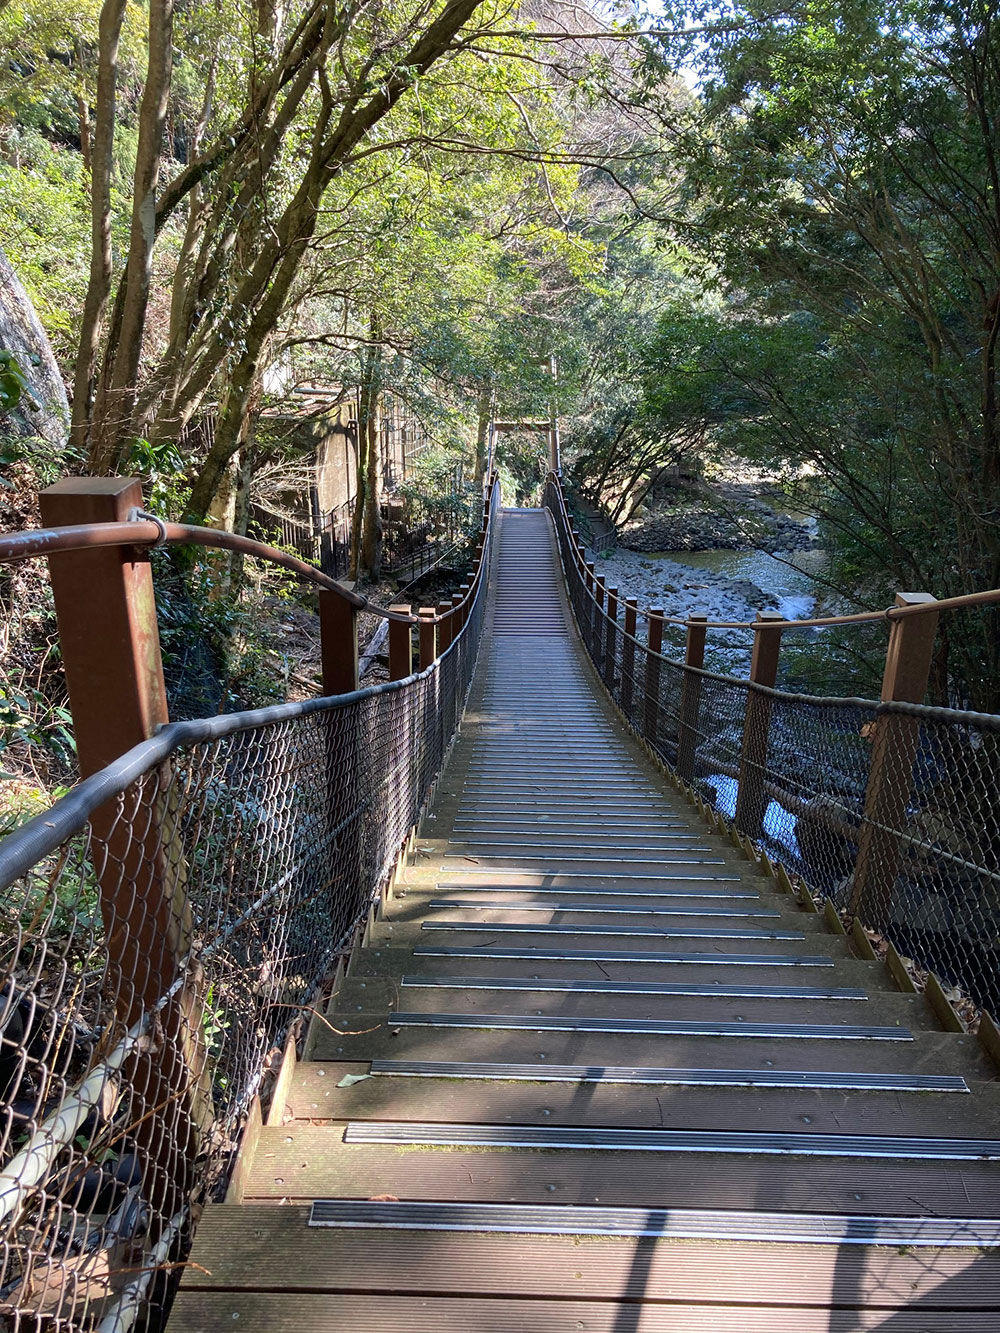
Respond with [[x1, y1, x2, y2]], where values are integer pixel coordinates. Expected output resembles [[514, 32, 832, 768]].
[[0, 481, 497, 1331], [545, 477, 1000, 1018]]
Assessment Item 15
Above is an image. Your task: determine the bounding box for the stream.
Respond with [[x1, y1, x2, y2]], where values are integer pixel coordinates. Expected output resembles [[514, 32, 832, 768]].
[[645, 544, 830, 621]]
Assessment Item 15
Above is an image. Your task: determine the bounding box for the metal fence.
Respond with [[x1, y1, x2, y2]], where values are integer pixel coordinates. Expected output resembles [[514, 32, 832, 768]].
[[0, 482, 498, 1330], [545, 477, 1000, 1018]]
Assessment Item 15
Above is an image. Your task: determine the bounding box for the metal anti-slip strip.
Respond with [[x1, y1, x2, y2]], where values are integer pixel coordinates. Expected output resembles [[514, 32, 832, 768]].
[[443, 854, 725, 865], [441, 866, 730, 878], [343, 1121, 1000, 1160], [421, 921, 805, 940], [369, 1058, 965, 1092], [450, 825, 692, 835], [426, 899, 780, 918], [433, 882, 749, 896], [389, 1011, 911, 1040], [449, 832, 704, 843], [307, 1198, 994, 1244], [399, 975, 867, 1000], [414, 945, 835, 966], [446, 843, 713, 855]]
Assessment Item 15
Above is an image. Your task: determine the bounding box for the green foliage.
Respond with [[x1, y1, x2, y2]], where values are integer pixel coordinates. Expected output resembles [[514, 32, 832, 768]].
[[0, 351, 31, 412], [0, 683, 75, 776], [0, 128, 94, 355], [633, 0, 1000, 706]]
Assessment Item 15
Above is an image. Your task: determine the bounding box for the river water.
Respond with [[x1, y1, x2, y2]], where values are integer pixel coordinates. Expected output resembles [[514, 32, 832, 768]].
[[648, 545, 830, 620]]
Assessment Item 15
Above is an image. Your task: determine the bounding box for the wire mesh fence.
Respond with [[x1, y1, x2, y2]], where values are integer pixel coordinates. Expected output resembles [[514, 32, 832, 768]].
[[545, 477, 1000, 1019], [0, 489, 495, 1331]]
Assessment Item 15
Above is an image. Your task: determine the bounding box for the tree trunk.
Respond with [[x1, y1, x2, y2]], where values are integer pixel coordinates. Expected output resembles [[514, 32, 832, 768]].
[[351, 340, 383, 581], [89, 0, 175, 473], [70, 0, 127, 457], [473, 384, 491, 485], [361, 406, 383, 579], [77, 95, 92, 172]]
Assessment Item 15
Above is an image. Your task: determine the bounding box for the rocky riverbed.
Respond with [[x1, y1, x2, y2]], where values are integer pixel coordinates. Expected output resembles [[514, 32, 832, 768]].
[[583, 480, 821, 673], [618, 485, 814, 555]]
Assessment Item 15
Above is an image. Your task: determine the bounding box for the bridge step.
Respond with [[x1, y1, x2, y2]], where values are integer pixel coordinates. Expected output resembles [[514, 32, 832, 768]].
[[172, 1207, 1000, 1330], [243, 1125, 1000, 1213]]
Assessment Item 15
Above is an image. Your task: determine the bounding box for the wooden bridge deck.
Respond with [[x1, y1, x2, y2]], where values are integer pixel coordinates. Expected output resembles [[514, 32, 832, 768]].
[[171, 509, 1000, 1331]]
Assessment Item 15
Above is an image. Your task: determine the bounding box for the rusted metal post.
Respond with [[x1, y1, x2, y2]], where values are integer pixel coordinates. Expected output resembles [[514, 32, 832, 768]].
[[594, 574, 606, 666], [849, 593, 939, 925], [418, 607, 437, 670], [457, 583, 472, 629], [319, 588, 359, 694], [436, 601, 454, 653], [621, 598, 638, 716], [451, 592, 464, 639], [38, 477, 207, 1213], [643, 608, 665, 749], [677, 614, 708, 782], [584, 562, 596, 654], [604, 585, 619, 689], [735, 612, 785, 840], [388, 605, 413, 680], [39, 478, 169, 776]]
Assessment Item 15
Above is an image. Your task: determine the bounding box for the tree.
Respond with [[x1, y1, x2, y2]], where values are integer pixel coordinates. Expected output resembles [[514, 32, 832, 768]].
[[640, 0, 1000, 706]]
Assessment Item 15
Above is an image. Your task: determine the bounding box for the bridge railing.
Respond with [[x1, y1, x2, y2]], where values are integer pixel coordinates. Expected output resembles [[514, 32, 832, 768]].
[[545, 474, 1000, 1027], [0, 475, 499, 1331]]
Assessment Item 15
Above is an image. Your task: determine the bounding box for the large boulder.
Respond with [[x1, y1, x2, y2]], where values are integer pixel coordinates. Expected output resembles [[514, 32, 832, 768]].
[[0, 248, 69, 445]]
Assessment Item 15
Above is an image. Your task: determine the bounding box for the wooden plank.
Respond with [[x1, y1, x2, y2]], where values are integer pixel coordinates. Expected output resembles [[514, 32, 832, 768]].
[[241, 1132, 1000, 1215], [264, 1030, 298, 1128], [926, 972, 966, 1033], [852, 918, 879, 961], [168, 1291, 1000, 1332], [224, 1096, 262, 1205], [348, 948, 898, 991], [329, 985, 931, 1030], [308, 1022, 994, 1077], [183, 1205, 1000, 1306], [978, 1010, 1000, 1071], [282, 1064, 1000, 1138], [886, 941, 919, 992], [823, 899, 846, 935]]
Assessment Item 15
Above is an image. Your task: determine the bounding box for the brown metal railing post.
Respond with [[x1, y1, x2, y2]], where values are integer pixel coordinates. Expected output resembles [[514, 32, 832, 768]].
[[38, 477, 207, 1213], [604, 586, 619, 689], [418, 607, 437, 669], [594, 574, 606, 668], [388, 604, 413, 680], [734, 612, 785, 840], [459, 583, 472, 628], [621, 598, 638, 716], [584, 562, 596, 654], [319, 587, 359, 694], [643, 608, 664, 749], [677, 614, 708, 782], [436, 601, 454, 653], [849, 593, 939, 925]]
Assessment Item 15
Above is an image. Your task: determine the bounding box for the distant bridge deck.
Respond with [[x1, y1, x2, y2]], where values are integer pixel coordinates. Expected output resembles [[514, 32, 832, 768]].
[[171, 508, 1000, 1331]]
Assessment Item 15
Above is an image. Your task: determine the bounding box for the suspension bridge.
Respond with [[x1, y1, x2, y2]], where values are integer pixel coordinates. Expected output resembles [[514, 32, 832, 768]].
[[1, 467, 1000, 1330]]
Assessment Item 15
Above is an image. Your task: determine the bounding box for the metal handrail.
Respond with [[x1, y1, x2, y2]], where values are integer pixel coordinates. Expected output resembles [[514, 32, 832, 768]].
[[546, 471, 1000, 630], [0, 471, 501, 626]]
